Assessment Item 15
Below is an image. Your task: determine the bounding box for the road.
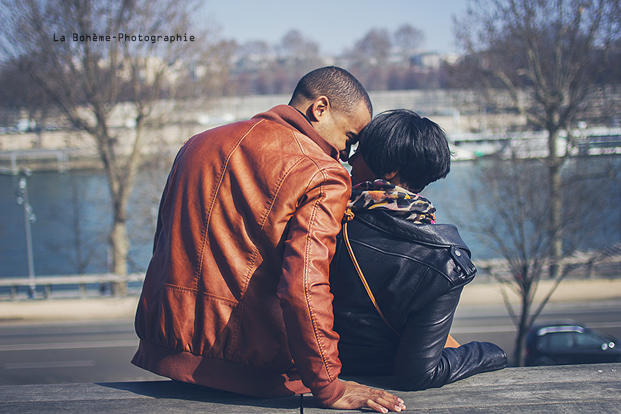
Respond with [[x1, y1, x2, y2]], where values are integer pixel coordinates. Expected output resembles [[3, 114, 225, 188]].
[[452, 302, 621, 364], [0, 319, 163, 385], [1, 302, 620, 385]]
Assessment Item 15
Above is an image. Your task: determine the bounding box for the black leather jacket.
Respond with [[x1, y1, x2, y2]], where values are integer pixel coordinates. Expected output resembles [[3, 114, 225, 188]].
[[330, 210, 507, 390]]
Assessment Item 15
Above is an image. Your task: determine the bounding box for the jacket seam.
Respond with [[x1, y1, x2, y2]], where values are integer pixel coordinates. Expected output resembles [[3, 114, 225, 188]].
[[399, 266, 432, 318], [292, 130, 308, 156], [287, 130, 344, 385], [228, 145, 307, 357], [139, 338, 293, 372], [347, 237, 455, 284], [195, 119, 263, 290], [304, 168, 337, 384], [162, 284, 239, 305]]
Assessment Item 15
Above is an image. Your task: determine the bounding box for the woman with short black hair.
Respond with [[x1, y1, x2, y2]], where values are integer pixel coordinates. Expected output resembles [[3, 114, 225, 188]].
[[330, 109, 507, 390]]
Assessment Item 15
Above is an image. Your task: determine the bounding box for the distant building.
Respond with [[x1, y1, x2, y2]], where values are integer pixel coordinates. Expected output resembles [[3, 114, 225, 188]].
[[410, 52, 442, 71]]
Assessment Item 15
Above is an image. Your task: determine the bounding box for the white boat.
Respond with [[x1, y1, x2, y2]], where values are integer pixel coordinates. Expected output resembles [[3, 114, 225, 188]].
[[448, 127, 621, 159]]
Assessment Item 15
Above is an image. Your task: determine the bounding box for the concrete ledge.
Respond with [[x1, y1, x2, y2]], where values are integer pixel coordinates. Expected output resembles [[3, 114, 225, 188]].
[[1, 364, 619, 413]]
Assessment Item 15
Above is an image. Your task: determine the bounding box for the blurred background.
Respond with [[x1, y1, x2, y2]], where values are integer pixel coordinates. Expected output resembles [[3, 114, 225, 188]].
[[0, 0, 620, 378]]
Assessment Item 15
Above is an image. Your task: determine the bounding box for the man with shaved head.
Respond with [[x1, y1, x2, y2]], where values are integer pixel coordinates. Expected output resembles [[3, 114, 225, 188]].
[[133, 67, 405, 413]]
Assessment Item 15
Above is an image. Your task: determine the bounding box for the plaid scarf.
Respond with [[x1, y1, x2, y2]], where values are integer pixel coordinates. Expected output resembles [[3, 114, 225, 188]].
[[347, 179, 436, 224]]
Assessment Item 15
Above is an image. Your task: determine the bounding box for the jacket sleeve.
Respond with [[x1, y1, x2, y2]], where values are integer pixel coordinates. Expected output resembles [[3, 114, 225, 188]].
[[394, 285, 507, 390], [277, 166, 350, 406]]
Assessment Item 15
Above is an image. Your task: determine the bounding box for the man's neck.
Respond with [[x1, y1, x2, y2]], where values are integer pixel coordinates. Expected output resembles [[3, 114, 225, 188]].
[[293, 107, 313, 126]]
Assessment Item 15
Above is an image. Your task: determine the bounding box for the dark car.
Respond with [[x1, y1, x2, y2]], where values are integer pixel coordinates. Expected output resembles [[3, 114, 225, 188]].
[[525, 322, 621, 366]]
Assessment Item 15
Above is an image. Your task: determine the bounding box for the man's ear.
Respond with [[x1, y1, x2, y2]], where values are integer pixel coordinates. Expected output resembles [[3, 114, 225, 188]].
[[308, 96, 330, 121]]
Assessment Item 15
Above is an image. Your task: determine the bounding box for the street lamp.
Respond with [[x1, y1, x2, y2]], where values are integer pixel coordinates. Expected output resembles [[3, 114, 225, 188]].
[[15, 169, 36, 298]]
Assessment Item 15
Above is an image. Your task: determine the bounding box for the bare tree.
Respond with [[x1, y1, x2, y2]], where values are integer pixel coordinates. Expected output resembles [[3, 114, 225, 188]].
[[454, 0, 621, 279], [457, 155, 620, 366], [393, 23, 425, 62], [351, 28, 392, 68], [46, 172, 109, 276], [125, 160, 169, 272], [179, 37, 238, 98], [345, 28, 393, 90], [278, 29, 322, 85], [0, 57, 55, 147], [279, 29, 320, 62], [0, 0, 204, 286]]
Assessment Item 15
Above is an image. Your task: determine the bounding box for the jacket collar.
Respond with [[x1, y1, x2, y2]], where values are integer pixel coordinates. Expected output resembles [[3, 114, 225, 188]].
[[252, 105, 339, 160]]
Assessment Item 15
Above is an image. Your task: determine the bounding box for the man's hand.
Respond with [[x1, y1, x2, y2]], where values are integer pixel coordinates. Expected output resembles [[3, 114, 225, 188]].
[[325, 380, 406, 413]]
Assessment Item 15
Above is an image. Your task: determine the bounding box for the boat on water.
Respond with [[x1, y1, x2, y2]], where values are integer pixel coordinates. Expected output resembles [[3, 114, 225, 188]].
[[449, 127, 621, 160]]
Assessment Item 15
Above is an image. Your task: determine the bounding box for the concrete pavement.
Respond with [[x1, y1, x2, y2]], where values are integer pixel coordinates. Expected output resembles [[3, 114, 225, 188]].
[[0, 296, 138, 323], [458, 277, 621, 306]]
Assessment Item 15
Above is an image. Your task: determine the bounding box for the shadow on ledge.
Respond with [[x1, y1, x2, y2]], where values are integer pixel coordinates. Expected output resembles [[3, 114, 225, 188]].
[[101, 380, 302, 410]]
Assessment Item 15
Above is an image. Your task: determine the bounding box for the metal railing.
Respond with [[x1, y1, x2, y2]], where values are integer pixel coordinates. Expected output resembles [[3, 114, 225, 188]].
[[0, 273, 145, 299], [1, 249, 619, 299]]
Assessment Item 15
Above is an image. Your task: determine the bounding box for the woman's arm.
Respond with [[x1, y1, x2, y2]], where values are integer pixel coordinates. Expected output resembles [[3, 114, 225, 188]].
[[393, 287, 506, 390]]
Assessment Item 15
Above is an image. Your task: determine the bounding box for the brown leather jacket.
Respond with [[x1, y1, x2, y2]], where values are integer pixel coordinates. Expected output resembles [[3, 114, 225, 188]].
[[132, 105, 350, 405]]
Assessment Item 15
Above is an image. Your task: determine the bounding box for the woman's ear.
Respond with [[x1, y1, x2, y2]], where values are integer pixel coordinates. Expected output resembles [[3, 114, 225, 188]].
[[384, 171, 413, 191], [384, 171, 399, 181]]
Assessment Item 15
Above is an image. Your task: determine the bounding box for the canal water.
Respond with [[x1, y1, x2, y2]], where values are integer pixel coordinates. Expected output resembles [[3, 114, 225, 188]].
[[1, 156, 620, 281]]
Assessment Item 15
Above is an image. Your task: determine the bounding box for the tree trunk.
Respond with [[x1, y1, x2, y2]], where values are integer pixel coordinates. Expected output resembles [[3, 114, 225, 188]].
[[548, 128, 563, 279], [102, 149, 134, 296], [110, 216, 129, 296], [110, 217, 129, 275], [514, 283, 531, 367], [105, 122, 143, 296]]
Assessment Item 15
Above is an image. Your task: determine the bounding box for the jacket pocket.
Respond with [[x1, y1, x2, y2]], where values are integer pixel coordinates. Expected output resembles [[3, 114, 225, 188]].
[[159, 284, 237, 355]]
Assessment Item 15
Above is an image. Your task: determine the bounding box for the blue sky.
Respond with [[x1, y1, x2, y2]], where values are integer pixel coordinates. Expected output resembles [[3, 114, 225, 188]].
[[199, 0, 470, 55]]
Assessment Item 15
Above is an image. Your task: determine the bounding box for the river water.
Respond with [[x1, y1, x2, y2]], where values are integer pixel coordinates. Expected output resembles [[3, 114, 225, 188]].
[[1, 156, 620, 281]]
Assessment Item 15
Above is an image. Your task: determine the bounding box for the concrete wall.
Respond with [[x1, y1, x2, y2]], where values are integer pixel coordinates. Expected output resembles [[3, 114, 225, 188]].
[[0, 90, 528, 155]]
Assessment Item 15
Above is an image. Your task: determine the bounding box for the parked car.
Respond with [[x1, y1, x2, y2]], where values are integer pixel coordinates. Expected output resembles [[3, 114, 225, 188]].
[[525, 322, 621, 366]]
